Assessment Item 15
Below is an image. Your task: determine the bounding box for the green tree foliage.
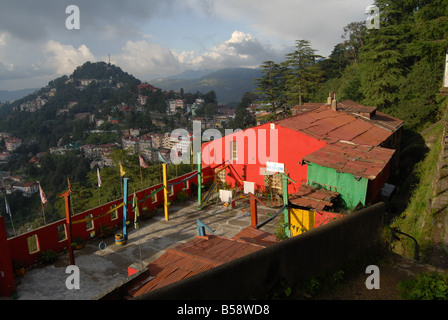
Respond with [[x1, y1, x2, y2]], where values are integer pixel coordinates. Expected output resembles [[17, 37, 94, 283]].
[[359, 0, 448, 128], [77, 149, 193, 213], [314, 0, 448, 131], [283, 40, 324, 106], [254, 40, 324, 115], [71, 61, 141, 87], [254, 1, 447, 131], [254, 61, 285, 116], [359, 23, 406, 110], [231, 92, 256, 130]]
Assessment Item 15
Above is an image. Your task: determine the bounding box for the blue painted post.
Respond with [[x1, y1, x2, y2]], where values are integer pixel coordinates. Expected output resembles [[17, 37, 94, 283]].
[[196, 219, 215, 236], [123, 178, 129, 242]]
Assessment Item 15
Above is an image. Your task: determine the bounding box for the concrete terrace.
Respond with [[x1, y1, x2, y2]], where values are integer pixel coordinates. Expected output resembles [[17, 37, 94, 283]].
[[13, 196, 282, 300]]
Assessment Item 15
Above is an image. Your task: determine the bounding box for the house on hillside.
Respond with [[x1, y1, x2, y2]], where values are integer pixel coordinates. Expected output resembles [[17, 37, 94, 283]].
[[5, 138, 22, 152], [168, 99, 184, 115], [201, 92, 404, 211]]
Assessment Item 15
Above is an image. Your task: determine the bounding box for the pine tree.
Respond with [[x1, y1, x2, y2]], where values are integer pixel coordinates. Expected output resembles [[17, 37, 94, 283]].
[[342, 22, 367, 64], [254, 60, 284, 119], [359, 0, 448, 126], [358, 23, 406, 110], [283, 40, 323, 106]]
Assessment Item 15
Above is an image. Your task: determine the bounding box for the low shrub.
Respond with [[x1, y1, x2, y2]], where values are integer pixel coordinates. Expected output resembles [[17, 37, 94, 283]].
[[398, 272, 448, 300], [40, 249, 59, 265]]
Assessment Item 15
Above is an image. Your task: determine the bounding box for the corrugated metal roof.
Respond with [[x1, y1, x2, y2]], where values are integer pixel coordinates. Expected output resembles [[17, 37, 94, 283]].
[[127, 227, 277, 298], [303, 141, 395, 180], [337, 100, 377, 114], [289, 184, 340, 211], [276, 106, 393, 146], [232, 226, 278, 246], [337, 100, 404, 132], [287, 101, 404, 142]]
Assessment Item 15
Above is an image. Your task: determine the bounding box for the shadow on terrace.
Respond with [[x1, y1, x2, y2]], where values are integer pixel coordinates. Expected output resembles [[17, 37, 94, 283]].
[[11, 184, 282, 300]]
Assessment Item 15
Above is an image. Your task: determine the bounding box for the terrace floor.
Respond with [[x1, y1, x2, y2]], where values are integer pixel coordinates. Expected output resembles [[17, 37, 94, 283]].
[[13, 195, 283, 300]]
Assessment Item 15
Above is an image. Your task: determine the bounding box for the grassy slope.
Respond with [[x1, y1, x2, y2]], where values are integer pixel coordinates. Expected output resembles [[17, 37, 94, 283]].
[[390, 116, 445, 260]]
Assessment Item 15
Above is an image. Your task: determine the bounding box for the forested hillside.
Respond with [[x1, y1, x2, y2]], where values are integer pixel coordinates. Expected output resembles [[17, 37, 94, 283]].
[[1, 0, 447, 236], [338, 0, 448, 130], [254, 0, 448, 131], [0, 61, 220, 233]]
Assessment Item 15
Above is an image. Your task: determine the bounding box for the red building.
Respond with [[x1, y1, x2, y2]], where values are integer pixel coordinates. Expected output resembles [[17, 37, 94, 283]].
[[202, 121, 327, 195], [201, 93, 403, 210]]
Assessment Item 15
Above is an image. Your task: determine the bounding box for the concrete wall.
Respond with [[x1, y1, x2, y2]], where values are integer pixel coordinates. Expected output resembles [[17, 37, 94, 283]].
[[131, 202, 385, 300]]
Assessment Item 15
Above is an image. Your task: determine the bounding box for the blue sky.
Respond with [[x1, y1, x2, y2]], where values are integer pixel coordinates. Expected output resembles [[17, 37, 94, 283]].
[[0, 0, 374, 91]]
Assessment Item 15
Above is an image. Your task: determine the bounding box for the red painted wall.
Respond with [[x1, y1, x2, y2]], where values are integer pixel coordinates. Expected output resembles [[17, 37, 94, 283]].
[[2, 168, 213, 279], [201, 123, 327, 195], [366, 161, 391, 205], [0, 217, 15, 297]]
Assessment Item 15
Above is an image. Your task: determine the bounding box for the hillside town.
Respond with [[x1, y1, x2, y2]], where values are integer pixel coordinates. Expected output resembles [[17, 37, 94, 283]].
[[1, 0, 448, 302]]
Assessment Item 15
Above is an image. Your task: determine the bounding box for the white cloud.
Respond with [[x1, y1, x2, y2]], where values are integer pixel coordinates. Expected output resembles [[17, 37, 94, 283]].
[[112, 40, 183, 79], [212, 0, 373, 56], [187, 30, 285, 70], [0, 32, 7, 46], [0, 0, 375, 90], [110, 31, 283, 80], [42, 40, 96, 75]]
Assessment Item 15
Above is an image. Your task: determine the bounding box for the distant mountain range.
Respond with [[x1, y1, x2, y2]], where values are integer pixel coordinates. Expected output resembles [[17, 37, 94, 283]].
[[0, 88, 39, 103], [151, 68, 262, 104], [0, 67, 261, 106]]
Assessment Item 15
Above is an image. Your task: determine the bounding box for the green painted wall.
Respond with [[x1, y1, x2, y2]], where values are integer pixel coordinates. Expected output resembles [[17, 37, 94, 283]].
[[307, 163, 368, 210]]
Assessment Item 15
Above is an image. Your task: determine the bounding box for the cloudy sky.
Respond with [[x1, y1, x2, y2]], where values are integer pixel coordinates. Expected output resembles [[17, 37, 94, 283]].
[[0, 0, 374, 91]]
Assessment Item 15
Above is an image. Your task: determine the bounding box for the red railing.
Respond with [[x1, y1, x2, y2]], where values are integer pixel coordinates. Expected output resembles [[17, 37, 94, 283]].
[[5, 168, 213, 269]]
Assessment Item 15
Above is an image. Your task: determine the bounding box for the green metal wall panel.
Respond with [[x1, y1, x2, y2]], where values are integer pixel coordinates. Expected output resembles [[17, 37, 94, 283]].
[[307, 163, 368, 210]]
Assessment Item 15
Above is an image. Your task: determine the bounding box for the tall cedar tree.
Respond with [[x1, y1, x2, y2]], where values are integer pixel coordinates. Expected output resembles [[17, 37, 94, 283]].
[[283, 40, 324, 107], [358, 0, 448, 128], [254, 61, 285, 119]]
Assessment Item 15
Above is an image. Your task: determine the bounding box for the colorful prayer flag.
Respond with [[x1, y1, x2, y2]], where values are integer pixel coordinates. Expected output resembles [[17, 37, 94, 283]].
[[67, 176, 72, 193], [119, 162, 126, 177], [133, 191, 140, 229], [5, 197, 12, 216], [158, 152, 169, 164], [39, 183, 47, 205], [97, 167, 102, 187], [139, 155, 149, 168]]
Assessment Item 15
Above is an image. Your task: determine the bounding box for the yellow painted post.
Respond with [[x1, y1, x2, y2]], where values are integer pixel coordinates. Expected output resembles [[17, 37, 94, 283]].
[[163, 163, 169, 221], [289, 208, 316, 236]]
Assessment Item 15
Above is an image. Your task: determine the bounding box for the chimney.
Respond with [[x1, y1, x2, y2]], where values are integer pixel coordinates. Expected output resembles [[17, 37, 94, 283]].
[[331, 94, 338, 110], [327, 91, 333, 105], [327, 91, 338, 110]]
